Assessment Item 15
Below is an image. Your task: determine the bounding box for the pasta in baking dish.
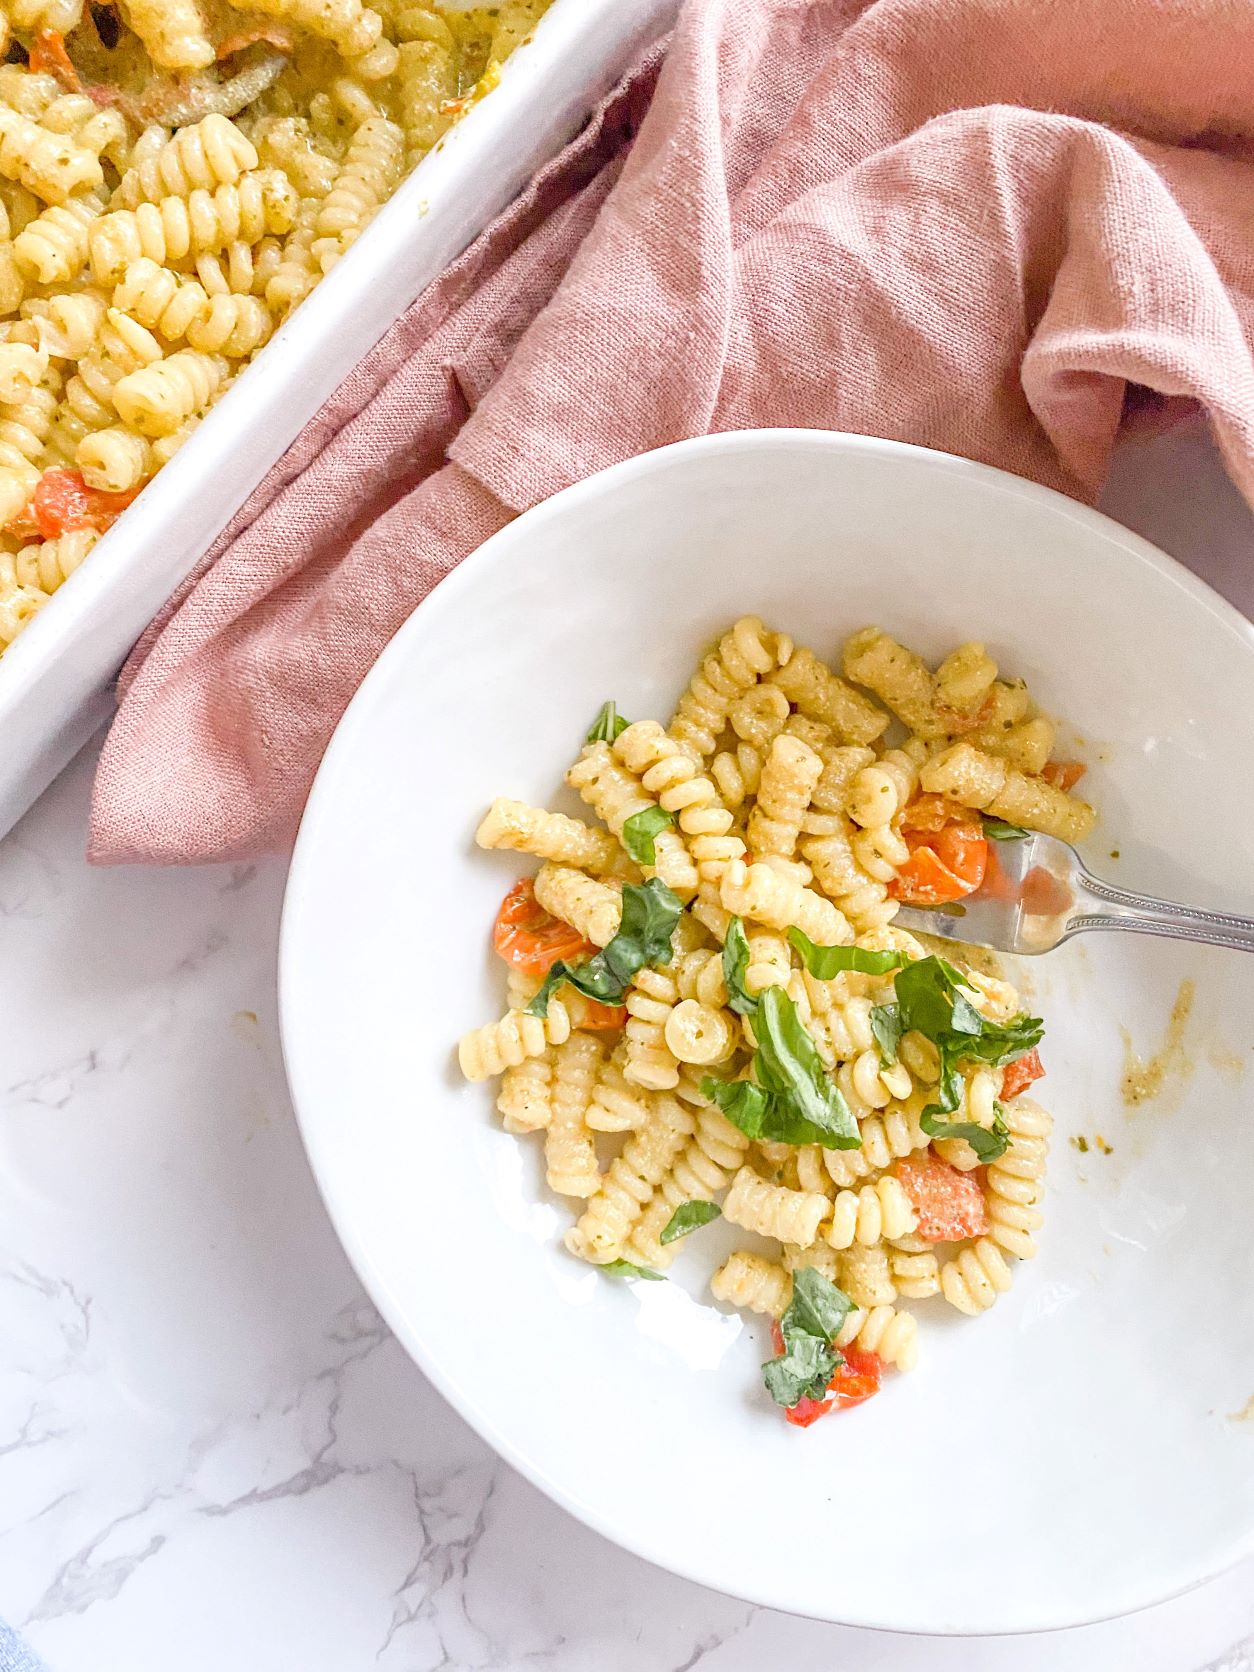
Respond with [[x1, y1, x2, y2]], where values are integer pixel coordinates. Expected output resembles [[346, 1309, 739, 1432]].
[[0, 0, 550, 651], [459, 621, 1092, 1424]]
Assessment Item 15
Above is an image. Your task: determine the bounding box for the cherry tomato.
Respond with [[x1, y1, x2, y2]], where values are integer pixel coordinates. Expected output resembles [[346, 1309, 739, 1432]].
[[771, 1327, 883, 1425], [825, 1346, 882, 1410], [1001, 1047, 1045, 1101], [902, 794, 969, 833], [895, 1152, 989, 1241], [492, 878, 593, 979], [1041, 760, 1086, 792], [890, 822, 987, 906], [931, 822, 987, 887], [30, 469, 141, 540], [783, 1391, 833, 1427]]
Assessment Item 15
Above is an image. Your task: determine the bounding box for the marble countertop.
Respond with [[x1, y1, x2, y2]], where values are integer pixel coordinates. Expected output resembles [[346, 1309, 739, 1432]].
[[2, 422, 1253, 1672]]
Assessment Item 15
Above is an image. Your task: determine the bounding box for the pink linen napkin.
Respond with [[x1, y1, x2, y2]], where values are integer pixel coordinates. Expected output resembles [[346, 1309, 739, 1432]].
[[89, 0, 1254, 864]]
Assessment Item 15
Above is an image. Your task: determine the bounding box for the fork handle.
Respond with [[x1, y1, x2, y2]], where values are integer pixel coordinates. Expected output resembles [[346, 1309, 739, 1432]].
[[1072, 871, 1254, 955]]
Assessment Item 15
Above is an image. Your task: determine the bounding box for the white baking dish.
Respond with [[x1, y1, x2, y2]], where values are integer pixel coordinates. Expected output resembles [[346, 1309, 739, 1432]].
[[0, 0, 678, 841]]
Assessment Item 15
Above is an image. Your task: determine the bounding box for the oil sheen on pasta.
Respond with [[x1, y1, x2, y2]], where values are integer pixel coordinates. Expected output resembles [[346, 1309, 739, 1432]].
[[0, 0, 550, 651], [460, 621, 1087, 1418]]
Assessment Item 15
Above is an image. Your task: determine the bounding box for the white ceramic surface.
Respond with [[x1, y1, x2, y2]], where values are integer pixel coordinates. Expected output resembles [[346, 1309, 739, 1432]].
[[280, 430, 1254, 1635], [0, 0, 678, 841]]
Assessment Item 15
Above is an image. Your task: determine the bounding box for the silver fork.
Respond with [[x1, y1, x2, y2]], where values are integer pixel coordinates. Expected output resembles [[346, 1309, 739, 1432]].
[[890, 830, 1254, 956]]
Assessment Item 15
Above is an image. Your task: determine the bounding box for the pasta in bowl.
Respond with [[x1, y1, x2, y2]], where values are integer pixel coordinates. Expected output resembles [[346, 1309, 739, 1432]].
[[458, 619, 1085, 1424], [0, 0, 550, 651], [279, 430, 1254, 1630]]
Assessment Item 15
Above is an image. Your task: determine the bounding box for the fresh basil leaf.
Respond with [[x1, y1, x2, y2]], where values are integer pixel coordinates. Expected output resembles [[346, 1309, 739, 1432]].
[[527, 879, 683, 1016], [919, 1108, 1010, 1163], [983, 818, 1030, 841], [660, 1200, 721, 1245], [613, 877, 684, 972], [622, 804, 675, 865], [525, 963, 569, 1019], [600, 1258, 665, 1280], [949, 989, 986, 1036], [761, 1266, 856, 1408], [701, 1075, 848, 1148], [932, 1048, 964, 1117], [786, 1265, 855, 1343], [787, 928, 909, 979], [957, 1016, 1046, 1067], [883, 955, 1042, 1162], [586, 701, 628, 744], [752, 987, 861, 1148], [722, 916, 757, 1016], [702, 992, 860, 1148], [701, 1076, 774, 1134], [526, 952, 624, 1015], [918, 1042, 1014, 1162], [870, 1002, 902, 1068], [893, 955, 969, 1038], [892, 957, 1043, 1065], [763, 1331, 839, 1408]]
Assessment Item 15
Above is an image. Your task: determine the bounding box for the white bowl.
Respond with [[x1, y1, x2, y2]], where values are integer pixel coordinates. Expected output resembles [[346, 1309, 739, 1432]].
[[279, 430, 1254, 1633]]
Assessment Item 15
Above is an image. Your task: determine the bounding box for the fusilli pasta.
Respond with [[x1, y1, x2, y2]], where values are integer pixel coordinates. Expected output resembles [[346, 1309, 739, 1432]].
[[459, 621, 1079, 1423], [668, 616, 790, 759], [545, 1033, 603, 1199], [711, 1251, 791, 1318], [567, 740, 698, 898], [475, 796, 633, 879], [531, 862, 622, 949], [565, 1094, 693, 1261], [722, 1164, 829, 1248], [0, 4, 546, 650], [940, 1238, 1013, 1316]]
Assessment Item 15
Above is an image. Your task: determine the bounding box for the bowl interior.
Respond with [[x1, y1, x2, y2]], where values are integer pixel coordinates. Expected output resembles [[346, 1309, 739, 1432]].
[[281, 431, 1254, 1632]]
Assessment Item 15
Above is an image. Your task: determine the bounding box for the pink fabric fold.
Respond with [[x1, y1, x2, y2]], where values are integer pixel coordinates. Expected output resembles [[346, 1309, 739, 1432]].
[[90, 0, 1254, 864]]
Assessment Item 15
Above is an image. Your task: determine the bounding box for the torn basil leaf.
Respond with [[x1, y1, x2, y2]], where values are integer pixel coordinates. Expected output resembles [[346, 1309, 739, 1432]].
[[721, 915, 758, 1016], [586, 700, 629, 744], [892, 954, 970, 1039], [881, 955, 1042, 1163], [703, 989, 859, 1149], [916, 1033, 1014, 1161], [702, 1076, 849, 1148], [787, 1264, 855, 1341], [752, 987, 860, 1148], [660, 1200, 721, 1245], [601, 1259, 665, 1281], [526, 878, 683, 1016], [616, 876, 685, 962], [919, 1108, 1010, 1163], [622, 804, 675, 865], [983, 818, 1030, 841], [787, 928, 909, 979], [701, 1076, 772, 1133], [763, 1330, 839, 1409], [762, 1266, 855, 1408], [953, 1013, 1046, 1067], [870, 1002, 902, 1068]]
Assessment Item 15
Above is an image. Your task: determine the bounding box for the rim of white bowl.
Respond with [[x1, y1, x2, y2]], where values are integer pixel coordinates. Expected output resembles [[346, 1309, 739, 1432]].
[[279, 428, 1254, 1633]]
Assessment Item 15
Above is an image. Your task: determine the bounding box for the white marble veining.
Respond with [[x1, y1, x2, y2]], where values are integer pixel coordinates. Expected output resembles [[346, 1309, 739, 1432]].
[[2, 420, 1253, 1672]]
